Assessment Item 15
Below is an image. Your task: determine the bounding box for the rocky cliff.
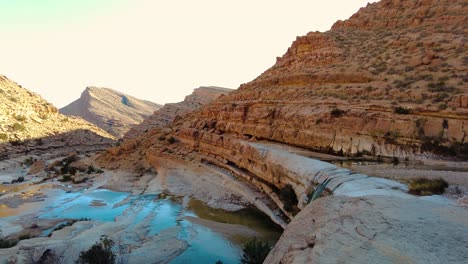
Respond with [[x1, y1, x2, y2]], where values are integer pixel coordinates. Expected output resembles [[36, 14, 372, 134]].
[[98, 0, 468, 213], [97, 1, 468, 262], [60, 87, 161, 138], [124, 86, 232, 140], [178, 0, 467, 160], [0, 75, 115, 159]]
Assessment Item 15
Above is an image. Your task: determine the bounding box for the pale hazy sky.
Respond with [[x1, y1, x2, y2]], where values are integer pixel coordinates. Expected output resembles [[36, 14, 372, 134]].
[[0, 0, 375, 108]]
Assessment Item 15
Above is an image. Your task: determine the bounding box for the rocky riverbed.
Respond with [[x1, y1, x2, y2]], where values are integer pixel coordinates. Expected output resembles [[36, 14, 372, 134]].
[[0, 156, 282, 264]]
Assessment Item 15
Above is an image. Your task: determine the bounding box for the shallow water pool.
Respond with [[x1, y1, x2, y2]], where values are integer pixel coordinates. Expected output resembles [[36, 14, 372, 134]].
[[32, 188, 281, 263]]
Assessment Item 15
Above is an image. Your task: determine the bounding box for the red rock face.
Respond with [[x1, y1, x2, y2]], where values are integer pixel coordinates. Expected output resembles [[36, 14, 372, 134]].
[[169, 0, 467, 160], [101, 0, 468, 170]]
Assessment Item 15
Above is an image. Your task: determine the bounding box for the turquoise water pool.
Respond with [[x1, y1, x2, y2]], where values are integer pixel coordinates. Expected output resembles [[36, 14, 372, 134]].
[[35, 188, 280, 264]]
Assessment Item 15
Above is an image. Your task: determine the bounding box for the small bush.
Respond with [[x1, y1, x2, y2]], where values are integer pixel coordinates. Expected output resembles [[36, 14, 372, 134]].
[[86, 166, 96, 174], [241, 238, 272, 264], [59, 175, 72, 182], [12, 122, 26, 131], [0, 133, 8, 140], [77, 236, 116, 264], [167, 136, 178, 144], [23, 156, 36, 166], [11, 176, 24, 184], [18, 233, 32, 240], [0, 239, 18, 248], [394, 106, 411, 114], [409, 178, 448, 196], [14, 115, 26, 121], [330, 108, 345, 118]]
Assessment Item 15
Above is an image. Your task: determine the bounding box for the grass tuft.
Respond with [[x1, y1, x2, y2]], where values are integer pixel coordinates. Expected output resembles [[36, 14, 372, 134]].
[[408, 177, 448, 196]]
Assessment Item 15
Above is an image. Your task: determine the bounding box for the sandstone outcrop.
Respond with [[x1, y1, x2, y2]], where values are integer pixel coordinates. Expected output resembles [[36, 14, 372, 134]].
[[60, 86, 161, 138], [265, 195, 468, 264], [169, 0, 466, 161], [97, 1, 468, 262], [0, 75, 115, 159], [124, 86, 232, 140]]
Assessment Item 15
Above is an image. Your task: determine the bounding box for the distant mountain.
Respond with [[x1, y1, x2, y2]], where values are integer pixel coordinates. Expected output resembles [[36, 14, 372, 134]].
[[124, 86, 232, 140], [0, 75, 115, 159], [60, 87, 161, 138]]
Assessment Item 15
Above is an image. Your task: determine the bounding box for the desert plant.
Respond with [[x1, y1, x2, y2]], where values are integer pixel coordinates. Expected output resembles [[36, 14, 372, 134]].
[[330, 108, 345, 118], [14, 115, 26, 121], [408, 178, 448, 196], [241, 238, 271, 264], [77, 236, 116, 264], [0, 239, 17, 248], [23, 156, 36, 166], [394, 106, 410, 114], [18, 233, 32, 240], [0, 133, 8, 140], [59, 175, 72, 182], [86, 166, 96, 174], [167, 136, 178, 144], [11, 176, 24, 184], [12, 122, 26, 131]]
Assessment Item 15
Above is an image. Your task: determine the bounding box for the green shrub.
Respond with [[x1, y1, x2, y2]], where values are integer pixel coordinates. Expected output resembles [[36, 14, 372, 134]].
[[330, 108, 345, 118], [18, 233, 32, 240], [77, 236, 116, 264], [14, 115, 26, 121], [12, 122, 26, 131], [394, 106, 411, 114], [0, 239, 18, 248], [279, 184, 298, 212], [59, 175, 72, 182], [86, 166, 96, 174], [0, 133, 8, 140], [408, 178, 448, 196], [167, 136, 178, 144], [241, 238, 272, 264], [23, 156, 36, 166]]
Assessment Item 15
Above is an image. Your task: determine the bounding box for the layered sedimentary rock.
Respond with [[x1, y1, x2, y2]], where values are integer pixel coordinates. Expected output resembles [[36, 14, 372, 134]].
[[172, 0, 466, 161], [97, 1, 468, 262], [61, 87, 161, 138], [98, 0, 468, 213], [124, 86, 232, 140], [0, 75, 115, 159]]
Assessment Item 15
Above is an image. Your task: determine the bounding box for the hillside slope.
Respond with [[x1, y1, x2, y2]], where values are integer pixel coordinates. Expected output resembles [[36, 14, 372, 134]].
[[60, 87, 161, 138], [124, 86, 232, 139], [0, 75, 115, 159]]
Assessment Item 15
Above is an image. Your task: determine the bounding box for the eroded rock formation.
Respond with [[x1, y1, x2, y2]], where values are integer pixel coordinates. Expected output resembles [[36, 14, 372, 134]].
[[97, 1, 468, 262], [124, 86, 232, 140]]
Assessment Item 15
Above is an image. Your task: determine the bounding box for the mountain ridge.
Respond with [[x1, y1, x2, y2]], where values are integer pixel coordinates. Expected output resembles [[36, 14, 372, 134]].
[[0, 75, 115, 159], [60, 86, 162, 138]]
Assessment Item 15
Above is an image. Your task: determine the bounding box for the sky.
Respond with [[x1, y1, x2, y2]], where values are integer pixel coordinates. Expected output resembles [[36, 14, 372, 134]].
[[0, 0, 376, 108]]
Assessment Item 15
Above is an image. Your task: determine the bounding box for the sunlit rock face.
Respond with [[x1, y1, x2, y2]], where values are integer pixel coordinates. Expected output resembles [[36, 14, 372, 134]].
[[60, 86, 162, 138], [123, 86, 232, 140], [97, 1, 468, 262], [0, 75, 115, 159]]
